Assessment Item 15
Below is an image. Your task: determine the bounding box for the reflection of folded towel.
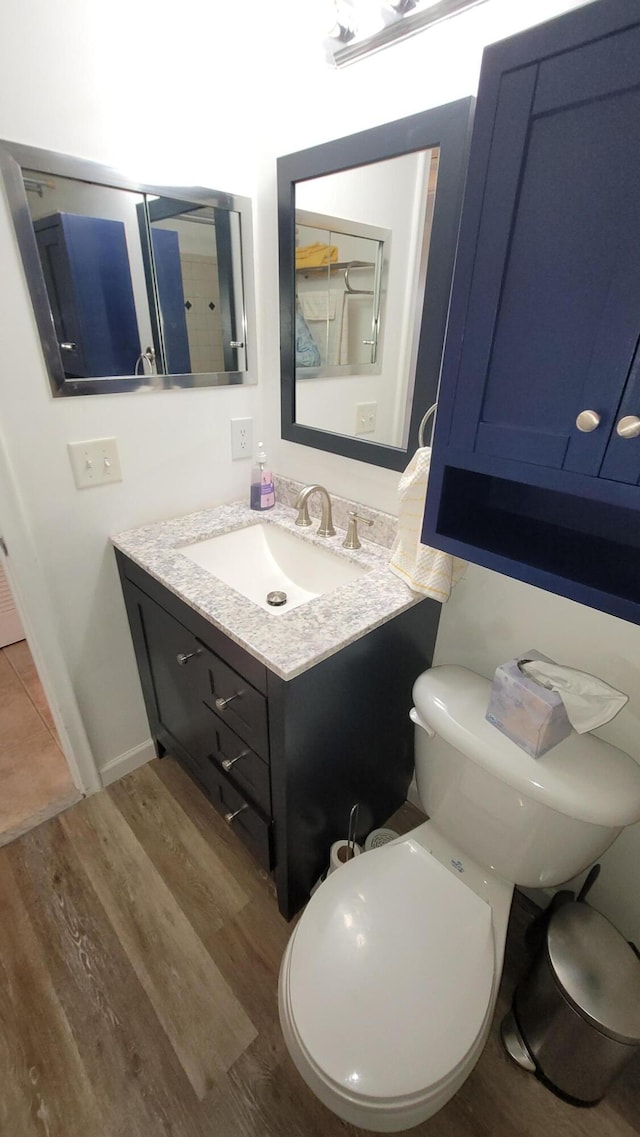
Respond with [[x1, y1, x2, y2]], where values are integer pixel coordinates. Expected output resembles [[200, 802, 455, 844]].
[[389, 447, 466, 601], [300, 291, 337, 321], [296, 242, 338, 268]]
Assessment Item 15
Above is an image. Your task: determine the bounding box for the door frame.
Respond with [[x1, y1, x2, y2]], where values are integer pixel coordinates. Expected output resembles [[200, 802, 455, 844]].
[[0, 427, 101, 795]]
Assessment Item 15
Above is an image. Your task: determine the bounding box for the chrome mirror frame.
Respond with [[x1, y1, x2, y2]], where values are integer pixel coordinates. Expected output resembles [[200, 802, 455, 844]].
[[0, 138, 256, 397]]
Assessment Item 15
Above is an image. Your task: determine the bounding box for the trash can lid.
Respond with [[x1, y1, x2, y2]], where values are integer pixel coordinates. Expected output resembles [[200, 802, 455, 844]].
[[547, 904, 640, 1044]]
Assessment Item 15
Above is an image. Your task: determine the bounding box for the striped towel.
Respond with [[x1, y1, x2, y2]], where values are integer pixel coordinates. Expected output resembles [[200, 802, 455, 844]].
[[389, 447, 466, 601]]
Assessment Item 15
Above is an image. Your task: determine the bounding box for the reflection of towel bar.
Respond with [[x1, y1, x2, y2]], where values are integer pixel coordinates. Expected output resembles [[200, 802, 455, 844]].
[[296, 259, 375, 295]]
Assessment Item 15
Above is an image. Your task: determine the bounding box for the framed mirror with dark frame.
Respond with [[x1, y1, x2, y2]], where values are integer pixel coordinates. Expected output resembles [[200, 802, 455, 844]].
[[278, 97, 474, 471], [0, 139, 256, 397]]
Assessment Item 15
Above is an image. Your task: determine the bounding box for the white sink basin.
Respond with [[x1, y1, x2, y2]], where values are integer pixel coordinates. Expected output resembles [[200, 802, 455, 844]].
[[179, 522, 367, 614]]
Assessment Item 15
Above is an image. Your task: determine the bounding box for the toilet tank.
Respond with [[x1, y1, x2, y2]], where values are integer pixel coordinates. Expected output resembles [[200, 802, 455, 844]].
[[412, 666, 640, 888]]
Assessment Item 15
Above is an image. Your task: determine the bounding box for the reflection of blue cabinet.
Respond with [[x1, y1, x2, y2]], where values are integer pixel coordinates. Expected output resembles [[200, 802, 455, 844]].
[[33, 212, 140, 377], [423, 1, 640, 626]]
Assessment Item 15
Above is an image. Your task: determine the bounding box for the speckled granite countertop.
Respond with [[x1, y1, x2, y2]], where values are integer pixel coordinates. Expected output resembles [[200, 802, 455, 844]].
[[112, 496, 423, 681]]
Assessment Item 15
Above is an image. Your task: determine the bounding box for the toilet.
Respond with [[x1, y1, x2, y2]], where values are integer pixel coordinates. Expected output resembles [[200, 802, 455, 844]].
[[279, 666, 640, 1132]]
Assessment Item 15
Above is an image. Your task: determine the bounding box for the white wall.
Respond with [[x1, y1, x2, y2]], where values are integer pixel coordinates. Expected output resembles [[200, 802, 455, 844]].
[[2, 0, 638, 940]]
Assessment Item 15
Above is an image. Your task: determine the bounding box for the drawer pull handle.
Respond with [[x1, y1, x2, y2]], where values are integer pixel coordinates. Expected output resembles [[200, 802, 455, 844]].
[[224, 804, 248, 825], [221, 749, 250, 771], [616, 415, 640, 439], [215, 691, 242, 711], [176, 649, 203, 666], [575, 409, 601, 432]]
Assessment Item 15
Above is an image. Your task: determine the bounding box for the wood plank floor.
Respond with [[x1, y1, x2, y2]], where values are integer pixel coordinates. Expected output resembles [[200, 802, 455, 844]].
[[1, 756, 638, 1136]]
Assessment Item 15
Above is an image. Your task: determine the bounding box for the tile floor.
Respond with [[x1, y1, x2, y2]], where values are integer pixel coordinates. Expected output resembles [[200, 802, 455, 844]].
[[0, 639, 80, 845]]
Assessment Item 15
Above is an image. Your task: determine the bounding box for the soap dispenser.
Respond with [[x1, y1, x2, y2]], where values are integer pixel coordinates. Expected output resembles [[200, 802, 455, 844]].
[[250, 443, 275, 511]]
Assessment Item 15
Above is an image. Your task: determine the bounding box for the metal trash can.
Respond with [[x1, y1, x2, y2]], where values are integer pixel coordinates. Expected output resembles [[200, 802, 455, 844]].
[[503, 902, 640, 1104]]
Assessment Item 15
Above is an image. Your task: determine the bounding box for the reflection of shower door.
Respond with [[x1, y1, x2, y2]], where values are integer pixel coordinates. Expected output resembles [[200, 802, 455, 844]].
[[0, 562, 23, 648], [150, 229, 192, 374]]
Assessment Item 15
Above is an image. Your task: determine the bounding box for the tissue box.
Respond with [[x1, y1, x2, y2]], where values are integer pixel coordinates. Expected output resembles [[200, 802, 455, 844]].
[[486, 649, 572, 758]]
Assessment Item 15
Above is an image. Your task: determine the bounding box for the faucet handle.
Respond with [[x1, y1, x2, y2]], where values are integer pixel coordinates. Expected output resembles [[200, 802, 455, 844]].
[[343, 511, 373, 550]]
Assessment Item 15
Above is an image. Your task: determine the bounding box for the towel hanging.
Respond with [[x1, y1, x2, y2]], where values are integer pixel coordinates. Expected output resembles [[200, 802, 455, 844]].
[[389, 445, 466, 601]]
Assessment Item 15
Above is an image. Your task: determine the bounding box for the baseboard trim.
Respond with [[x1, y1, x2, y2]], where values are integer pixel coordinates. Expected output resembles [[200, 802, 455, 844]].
[[99, 740, 156, 787]]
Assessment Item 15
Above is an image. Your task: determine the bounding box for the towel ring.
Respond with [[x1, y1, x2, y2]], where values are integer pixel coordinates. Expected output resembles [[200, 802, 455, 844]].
[[417, 402, 438, 448]]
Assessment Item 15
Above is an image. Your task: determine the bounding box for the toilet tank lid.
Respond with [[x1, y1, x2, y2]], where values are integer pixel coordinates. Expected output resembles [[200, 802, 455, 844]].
[[412, 666, 640, 828]]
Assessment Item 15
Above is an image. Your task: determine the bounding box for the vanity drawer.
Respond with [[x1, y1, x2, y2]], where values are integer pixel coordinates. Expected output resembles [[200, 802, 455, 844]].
[[186, 752, 273, 871], [200, 648, 269, 760], [197, 709, 271, 816]]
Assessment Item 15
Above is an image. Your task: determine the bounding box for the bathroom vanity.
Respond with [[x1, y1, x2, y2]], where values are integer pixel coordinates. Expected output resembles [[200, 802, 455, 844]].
[[114, 497, 439, 919]]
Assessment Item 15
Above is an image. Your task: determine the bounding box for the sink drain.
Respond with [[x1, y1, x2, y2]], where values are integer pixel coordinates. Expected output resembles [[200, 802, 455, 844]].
[[266, 590, 288, 607]]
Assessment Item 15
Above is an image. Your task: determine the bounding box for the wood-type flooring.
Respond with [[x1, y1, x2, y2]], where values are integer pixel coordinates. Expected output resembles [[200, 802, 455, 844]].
[[1, 757, 638, 1136]]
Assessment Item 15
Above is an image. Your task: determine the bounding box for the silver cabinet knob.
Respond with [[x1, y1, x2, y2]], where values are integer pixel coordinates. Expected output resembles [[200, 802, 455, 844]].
[[215, 690, 241, 711], [221, 749, 249, 771], [575, 410, 601, 432], [176, 648, 203, 665], [616, 415, 640, 439], [224, 803, 248, 825]]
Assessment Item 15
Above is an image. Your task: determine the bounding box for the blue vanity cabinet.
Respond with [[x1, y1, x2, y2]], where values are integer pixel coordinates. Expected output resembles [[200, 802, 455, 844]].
[[33, 212, 140, 377], [423, 0, 640, 624]]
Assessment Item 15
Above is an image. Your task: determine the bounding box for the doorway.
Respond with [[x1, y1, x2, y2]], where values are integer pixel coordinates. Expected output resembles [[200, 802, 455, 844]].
[[0, 562, 80, 844]]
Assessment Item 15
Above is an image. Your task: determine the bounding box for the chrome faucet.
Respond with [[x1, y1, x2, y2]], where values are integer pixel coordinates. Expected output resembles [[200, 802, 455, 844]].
[[294, 484, 336, 537]]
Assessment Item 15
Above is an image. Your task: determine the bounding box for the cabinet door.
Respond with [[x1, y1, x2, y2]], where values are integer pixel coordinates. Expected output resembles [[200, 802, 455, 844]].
[[449, 19, 640, 481], [132, 586, 209, 761], [34, 212, 141, 377]]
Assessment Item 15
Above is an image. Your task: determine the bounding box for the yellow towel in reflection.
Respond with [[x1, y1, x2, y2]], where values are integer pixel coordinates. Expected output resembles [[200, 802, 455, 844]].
[[295, 242, 339, 268], [389, 447, 467, 601]]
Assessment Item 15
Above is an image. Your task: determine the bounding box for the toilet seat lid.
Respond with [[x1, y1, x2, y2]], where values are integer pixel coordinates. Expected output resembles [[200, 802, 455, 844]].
[[288, 840, 494, 1101]]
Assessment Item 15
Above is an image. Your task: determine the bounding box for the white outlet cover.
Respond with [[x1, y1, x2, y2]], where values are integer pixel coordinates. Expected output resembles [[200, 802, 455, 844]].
[[230, 417, 253, 460], [68, 437, 122, 489]]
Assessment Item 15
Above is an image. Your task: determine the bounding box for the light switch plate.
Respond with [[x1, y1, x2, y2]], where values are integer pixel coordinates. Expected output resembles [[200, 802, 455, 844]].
[[68, 437, 122, 489], [355, 402, 377, 435]]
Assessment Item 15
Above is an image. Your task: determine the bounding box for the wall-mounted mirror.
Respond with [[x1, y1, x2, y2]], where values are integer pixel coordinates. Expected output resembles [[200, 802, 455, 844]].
[[278, 98, 474, 470], [0, 140, 255, 396]]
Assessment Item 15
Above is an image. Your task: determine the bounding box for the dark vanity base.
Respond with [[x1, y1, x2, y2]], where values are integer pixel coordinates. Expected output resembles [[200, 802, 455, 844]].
[[116, 550, 440, 919]]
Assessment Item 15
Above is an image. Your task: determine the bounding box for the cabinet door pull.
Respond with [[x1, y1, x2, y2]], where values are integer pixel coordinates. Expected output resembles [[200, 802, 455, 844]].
[[221, 749, 250, 771], [176, 648, 203, 665], [575, 410, 601, 432], [215, 690, 242, 710], [616, 415, 640, 439], [224, 803, 248, 824]]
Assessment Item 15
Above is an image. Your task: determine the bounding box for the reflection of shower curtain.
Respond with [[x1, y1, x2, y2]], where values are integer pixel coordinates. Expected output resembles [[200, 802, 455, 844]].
[[295, 299, 321, 369], [300, 291, 349, 365]]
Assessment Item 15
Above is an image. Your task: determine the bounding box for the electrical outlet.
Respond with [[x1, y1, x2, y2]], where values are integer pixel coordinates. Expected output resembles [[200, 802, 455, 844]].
[[231, 417, 253, 460], [355, 402, 377, 435], [68, 437, 122, 489]]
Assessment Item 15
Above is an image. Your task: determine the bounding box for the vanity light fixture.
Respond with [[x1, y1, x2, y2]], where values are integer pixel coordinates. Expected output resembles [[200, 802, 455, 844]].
[[328, 0, 488, 66]]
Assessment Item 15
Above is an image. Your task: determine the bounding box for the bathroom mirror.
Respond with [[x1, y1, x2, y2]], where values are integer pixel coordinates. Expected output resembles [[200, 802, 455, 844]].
[[278, 98, 474, 471], [0, 140, 255, 396]]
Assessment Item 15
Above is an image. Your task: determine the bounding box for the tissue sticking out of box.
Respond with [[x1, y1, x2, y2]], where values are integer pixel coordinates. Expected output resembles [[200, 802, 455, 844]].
[[519, 660, 628, 734]]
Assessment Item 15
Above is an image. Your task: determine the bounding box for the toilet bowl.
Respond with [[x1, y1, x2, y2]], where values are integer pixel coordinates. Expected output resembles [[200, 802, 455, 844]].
[[279, 666, 640, 1131]]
